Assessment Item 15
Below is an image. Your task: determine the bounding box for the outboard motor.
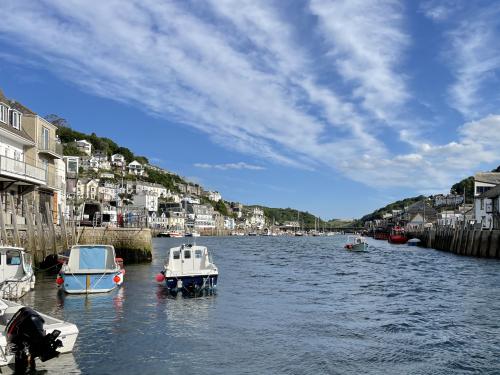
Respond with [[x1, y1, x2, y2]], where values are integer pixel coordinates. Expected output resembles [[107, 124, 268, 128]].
[[6, 307, 62, 372]]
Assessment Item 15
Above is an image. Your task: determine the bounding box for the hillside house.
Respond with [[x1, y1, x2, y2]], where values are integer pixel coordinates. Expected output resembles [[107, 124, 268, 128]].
[[75, 139, 92, 155], [128, 160, 144, 176]]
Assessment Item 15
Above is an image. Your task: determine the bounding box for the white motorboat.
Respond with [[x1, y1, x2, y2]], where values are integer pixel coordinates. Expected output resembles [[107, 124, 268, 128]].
[[185, 231, 200, 238], [0, 298, 78, 370], [157, 244, 218, 295], [344, 235, 368, 252], [0, 247, 35, 300]]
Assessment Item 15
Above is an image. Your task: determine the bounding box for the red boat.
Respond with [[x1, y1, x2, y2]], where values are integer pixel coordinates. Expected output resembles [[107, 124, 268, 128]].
[[388, 226, 408, 244]]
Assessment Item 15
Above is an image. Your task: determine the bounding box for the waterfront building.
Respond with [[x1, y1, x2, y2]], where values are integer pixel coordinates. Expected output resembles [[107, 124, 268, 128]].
[[473, 173, 500, 229], [224, 216, 236, 230], [188, 204, 215, 230], [475, 183, 500, 229], [133, 191, 159, 214], [75, 139, 92, 155], [437, 211, 465, 228], [230, 202, 243, 219], [245, 207, 265, 229], [98, 181, 120, 203]]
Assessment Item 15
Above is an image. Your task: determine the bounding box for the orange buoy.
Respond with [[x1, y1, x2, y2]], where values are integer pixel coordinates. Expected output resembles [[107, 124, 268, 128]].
[[113, 275, 121, 283], [56, 276, 64, 285]]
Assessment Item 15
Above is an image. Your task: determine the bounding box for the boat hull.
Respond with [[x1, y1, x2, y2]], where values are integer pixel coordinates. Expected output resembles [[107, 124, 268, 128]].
[[165, 274, 218, 293], [60, 272, 121, 294], [388, 235, 408, 244]]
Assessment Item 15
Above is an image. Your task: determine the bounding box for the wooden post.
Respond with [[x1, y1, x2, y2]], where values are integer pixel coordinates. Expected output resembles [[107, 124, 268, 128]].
[[0, 196, 8, 246], [60, 204, 68, 249], [35, 208, 46, 259], [45, 201, 57, 253], [23, 199, 35, 253], [9, 195, 20, 247]]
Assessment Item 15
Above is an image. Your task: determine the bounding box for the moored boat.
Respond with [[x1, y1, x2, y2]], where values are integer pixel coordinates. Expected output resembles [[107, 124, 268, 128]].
[[344, 235, 368, 252], [185, 231, 200, 237], [0, 298, 78, 371], [156, 244, 218, 295], [388, 226, 408, 244], [0, 247, 35, 300], [57, 245, 125, 294], [407, 238, 421, 246]]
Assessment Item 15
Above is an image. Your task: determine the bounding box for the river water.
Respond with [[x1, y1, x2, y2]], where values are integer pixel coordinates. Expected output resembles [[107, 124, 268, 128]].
[[18, 236, 500, 374]]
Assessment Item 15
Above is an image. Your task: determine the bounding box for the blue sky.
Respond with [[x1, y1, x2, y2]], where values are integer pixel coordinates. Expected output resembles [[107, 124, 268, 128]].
[[1, 0, 500, 219]]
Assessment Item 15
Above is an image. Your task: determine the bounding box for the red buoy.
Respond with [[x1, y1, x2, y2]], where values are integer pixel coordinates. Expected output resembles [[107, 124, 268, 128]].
[[155, 273, 165, 282], [113, 275, 121, 283], [56, 276, 64, 285]]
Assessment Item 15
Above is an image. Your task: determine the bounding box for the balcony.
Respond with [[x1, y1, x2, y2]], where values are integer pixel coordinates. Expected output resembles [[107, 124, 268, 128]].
[[38, 138, 63, 158], [46, 172, 65, 191], [0, 155, 46, 185]]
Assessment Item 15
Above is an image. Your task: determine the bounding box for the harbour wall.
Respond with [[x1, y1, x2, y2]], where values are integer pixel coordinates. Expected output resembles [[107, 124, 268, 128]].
[[408, 227, 500, 259], [77, 227, 152, 263]]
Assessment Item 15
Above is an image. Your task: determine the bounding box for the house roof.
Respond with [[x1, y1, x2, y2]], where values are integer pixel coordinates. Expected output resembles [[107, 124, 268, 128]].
[[479, 184, 500, 198], [0, 89, 36, 143], [405, 200, 437, 217], [474, 172, 500, 185]]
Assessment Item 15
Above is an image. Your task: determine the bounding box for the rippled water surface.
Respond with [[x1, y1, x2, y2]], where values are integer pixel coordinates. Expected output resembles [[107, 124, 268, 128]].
[[21, 236, 500, 374]]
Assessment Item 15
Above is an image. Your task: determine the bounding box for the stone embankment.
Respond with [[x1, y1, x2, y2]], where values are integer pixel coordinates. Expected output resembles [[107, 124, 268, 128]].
[[77, 227, 152, 262], [408, 227, 500, 259]]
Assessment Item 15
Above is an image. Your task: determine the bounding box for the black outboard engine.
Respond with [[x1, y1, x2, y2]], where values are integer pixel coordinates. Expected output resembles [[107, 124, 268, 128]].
[[6, 307, 63, 372]]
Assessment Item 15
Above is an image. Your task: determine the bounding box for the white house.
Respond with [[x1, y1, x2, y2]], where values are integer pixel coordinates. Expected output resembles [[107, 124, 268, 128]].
[[133, 191, 159, 213], [476, 184, 500, 229], [77, 178, 99, 201], [246, 207, 265, 229], [474, 173, 500, 228], [128, 160, 144, 176], [208, 191, 222, 202], [111, 153, 126, 168], [224, 216, 235, 230], [75, 139, 92, 155], [437, 211, 464, 228]]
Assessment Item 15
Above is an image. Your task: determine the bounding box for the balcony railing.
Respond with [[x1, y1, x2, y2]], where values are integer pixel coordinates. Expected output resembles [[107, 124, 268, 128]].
[[0, 156, 46, 183], [38, 138, 63, 156]]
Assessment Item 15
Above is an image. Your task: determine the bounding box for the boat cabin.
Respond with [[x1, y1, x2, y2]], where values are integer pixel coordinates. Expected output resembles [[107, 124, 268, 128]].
[[67, 245, 118, 273], [0, 247, 31, 282], [167, 244, 215, 276]]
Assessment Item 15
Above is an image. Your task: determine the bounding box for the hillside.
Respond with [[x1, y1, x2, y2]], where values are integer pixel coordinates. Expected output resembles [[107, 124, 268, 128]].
[[359, 195, 426, 223]]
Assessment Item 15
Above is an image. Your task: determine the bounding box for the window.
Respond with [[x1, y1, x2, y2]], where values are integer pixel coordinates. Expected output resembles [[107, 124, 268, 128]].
[[9, 110, 21, 130], [480, 199, 484, 210], [14, 150, 21, 161], [184, 250, 191, 259], [7, 250, 21, 265], [42, 127, 50, 149], [0, 104, 7, 123], [476, 186, 492, 195], [173, 251, 180, 259], [195, 250, 202, 258]]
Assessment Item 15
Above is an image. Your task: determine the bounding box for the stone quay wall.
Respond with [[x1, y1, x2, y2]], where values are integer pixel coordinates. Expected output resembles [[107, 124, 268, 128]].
[[77, 227, 152, 262], [408, 227, 500, 259]]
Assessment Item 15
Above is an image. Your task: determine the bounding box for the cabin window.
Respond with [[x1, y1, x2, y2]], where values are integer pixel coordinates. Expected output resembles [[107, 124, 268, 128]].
[[184, 250, 191, 259], [173, 251, 180, 259], [195, 250, 202, 258], [6, 251, 21, 265]]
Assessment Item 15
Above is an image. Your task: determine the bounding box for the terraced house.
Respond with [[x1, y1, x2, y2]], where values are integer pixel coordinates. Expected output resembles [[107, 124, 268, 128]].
[[0, 89, 65, 223]]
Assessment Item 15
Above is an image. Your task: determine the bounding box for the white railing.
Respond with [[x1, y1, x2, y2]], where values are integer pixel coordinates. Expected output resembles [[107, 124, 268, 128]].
[[0, 156, 46, 182]]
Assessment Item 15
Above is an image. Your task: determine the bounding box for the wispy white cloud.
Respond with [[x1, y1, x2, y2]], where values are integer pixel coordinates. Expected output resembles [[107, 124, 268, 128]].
[[0, 0, 499, 194], [309, 0, 409, 121], [194, 162, 265, 171], [446, 5, 500, 118], [419, 0, 463, 22]]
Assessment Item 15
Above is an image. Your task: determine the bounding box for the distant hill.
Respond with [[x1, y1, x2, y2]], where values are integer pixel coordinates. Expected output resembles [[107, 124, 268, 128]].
[[359, 195, 426, 223], [360, 164, 500, 223]]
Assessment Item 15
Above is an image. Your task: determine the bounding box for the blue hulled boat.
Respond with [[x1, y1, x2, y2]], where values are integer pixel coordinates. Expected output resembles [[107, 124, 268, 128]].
[[157, 244, 218, 295], [57, 245, 124, 294]]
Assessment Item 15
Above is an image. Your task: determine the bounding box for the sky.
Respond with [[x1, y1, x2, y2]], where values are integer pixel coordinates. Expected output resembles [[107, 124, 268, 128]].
[[1, 0, 500, 219]]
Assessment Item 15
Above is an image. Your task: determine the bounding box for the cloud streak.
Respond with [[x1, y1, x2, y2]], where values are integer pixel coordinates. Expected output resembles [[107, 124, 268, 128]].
[[0, 0, 499, 194], [194, 162, 265, 171]]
